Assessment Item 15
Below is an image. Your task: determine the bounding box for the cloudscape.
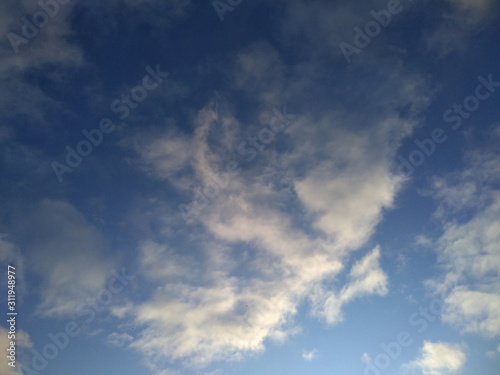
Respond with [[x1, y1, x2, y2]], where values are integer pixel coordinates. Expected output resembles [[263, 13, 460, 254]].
[[0, 1, 499, 375]]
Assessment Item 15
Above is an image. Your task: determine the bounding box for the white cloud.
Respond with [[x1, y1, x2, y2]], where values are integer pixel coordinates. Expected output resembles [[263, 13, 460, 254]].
[[118, 4, 432, 369], [138, 240, 199, 281], [361, 352, 372, 363], [127, 126, 193, 188], [443, 287, 500, 337], [122, 81, 427, 369], [310, 246, 388, 325], [343, 246, 389, 298], [0, 0, 451, 373], [403, 341, 466, 375], [425, 136, 500, 337], [432, 192, 500, 336], [106, 332, 134, 348], [302, 349, 317, 361], [414, 234, 433, 247], [485, 344, 500, 358], [294, 160, 400, 250]]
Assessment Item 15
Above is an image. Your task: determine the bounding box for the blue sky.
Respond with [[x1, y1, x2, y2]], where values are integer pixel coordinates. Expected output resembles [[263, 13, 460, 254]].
[[1, 0, 500, 374]]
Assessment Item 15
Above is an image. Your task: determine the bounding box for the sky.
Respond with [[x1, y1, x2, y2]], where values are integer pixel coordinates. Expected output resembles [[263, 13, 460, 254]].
[[0, 0, 499, 375]]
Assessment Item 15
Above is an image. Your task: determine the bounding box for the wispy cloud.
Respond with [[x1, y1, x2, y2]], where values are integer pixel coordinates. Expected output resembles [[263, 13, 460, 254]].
[[3, 1, 498, 374], [310, 246, 388, 325], [106, 332, 134, 348], [14, 199, 117, 318], [111, 5, 433, 367], [425, 129, 500, 337], [423, 0, 498, 57], [302, 349, 317, 361]]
